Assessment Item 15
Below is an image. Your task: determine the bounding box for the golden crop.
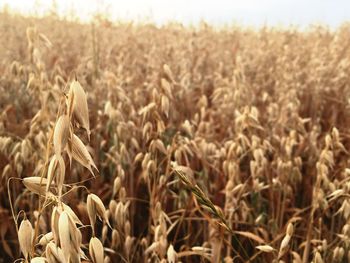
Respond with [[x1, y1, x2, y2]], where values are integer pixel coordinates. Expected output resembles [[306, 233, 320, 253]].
[[1, 12, 350, 263]]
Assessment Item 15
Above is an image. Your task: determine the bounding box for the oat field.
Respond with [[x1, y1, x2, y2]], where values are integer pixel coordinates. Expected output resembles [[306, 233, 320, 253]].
[[1, 12, 350, 263]]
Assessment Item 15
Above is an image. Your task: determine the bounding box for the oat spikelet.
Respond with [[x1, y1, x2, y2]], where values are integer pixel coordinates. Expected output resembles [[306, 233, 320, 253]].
[[47, 156, 59, 192], [286, 222, 294, 236], [53, 115, 70, 156], [58, 211, 71, 262], [89, 237, 104, 263], [18, 219, 33, 260], [167, 244, 177, 263], [46, 242, 66, 263], [47, 155, 65, 197], [61, 203, 83, 225], [39, 232, 53, 247], [256, 245, 275, 253], [163, 64, 174, 82], [68, 134, 97, 176], [30, 257, 47, 263], [112, 177, 121, 198], [26, 27, 37, 44], [55, 156, 66, 198], [58, 211, 81, 262], [160, 78, 172, 99], [278, 222, 294, 259], [68, 80, 90, 140], [87, 193, 110, 231], [87, 194, 97, 229], [51, 207, 60, 245], [315, 251, 324, 263], [161, 95, 169, 118], [23, 177, 51, 195]]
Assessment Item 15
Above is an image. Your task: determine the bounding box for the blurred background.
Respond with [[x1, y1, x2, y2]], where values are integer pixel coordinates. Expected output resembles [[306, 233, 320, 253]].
[[1, 0, 350, 28]]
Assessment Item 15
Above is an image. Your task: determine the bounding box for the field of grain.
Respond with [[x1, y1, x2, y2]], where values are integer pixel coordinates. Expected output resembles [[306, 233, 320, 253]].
[[1, 12, 350, 263]]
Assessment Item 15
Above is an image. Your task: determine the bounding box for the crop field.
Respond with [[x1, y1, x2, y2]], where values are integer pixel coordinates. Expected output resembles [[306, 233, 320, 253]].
[[1, 12, 350, 263]]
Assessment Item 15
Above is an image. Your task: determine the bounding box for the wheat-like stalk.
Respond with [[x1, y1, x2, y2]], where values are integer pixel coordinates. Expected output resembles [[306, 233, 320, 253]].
[[2, 12, 350, 263]]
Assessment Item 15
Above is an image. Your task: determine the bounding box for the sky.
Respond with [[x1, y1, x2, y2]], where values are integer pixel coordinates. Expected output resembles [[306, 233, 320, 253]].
[[1, 0, 350, 28]]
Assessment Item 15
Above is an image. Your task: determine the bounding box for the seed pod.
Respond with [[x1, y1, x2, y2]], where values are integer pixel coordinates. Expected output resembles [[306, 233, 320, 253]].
[[51, 206, 60, 245], [142, 122, 153, 140], [124, 236, 134, 258], [87, 195, 96, 228], [21, 139, 31, 161], [130, 137, 140, 150], [161, 95, 169, 118], [2, 164, 12, 180], [256, 245, 274, 253], [286, 222, 294, 236], [163, 64, 174, 83], [23, 177, 51, 195], [109, 200, 117, 216], [87, 194, 110, 230], [80, 247, 88, 261], [15, 162, 22, 177], [30, 257, 47, 263], [167, 244, 177, 263], [145, 241, 160, 255], [161, 78, 172, 99], [53, 115, 70, 156], [315, 251, 324, 263], [47, 155, 65, 196], [58, 211, 71, 261], [150, 139, 167, 155], [60, 203, 83, 226], [157, 119, 165, 134], [89, 237, 104, 263], [68, 134, 97, 177], [111, 229, 120, 248], [18, 219, 33, 260], [114, 202, 125, 228], [112, 177, 121, 198], [58, 211, 81, 262], [181, 120, 193, 137], [119, 188, 127, 203], [46, 242, 65, 263], [124, 221, 131, 236], [278, 235, 291, 259], [134, 152, 144, 164], [102, 225, 108, 243], [68, 80, 90, 140], [159, 237, 168, 259], [120, 143, 130, 164], [138, 102, 156, 118], [39, 232, 53, 247], [10, 61, 18, 75]]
